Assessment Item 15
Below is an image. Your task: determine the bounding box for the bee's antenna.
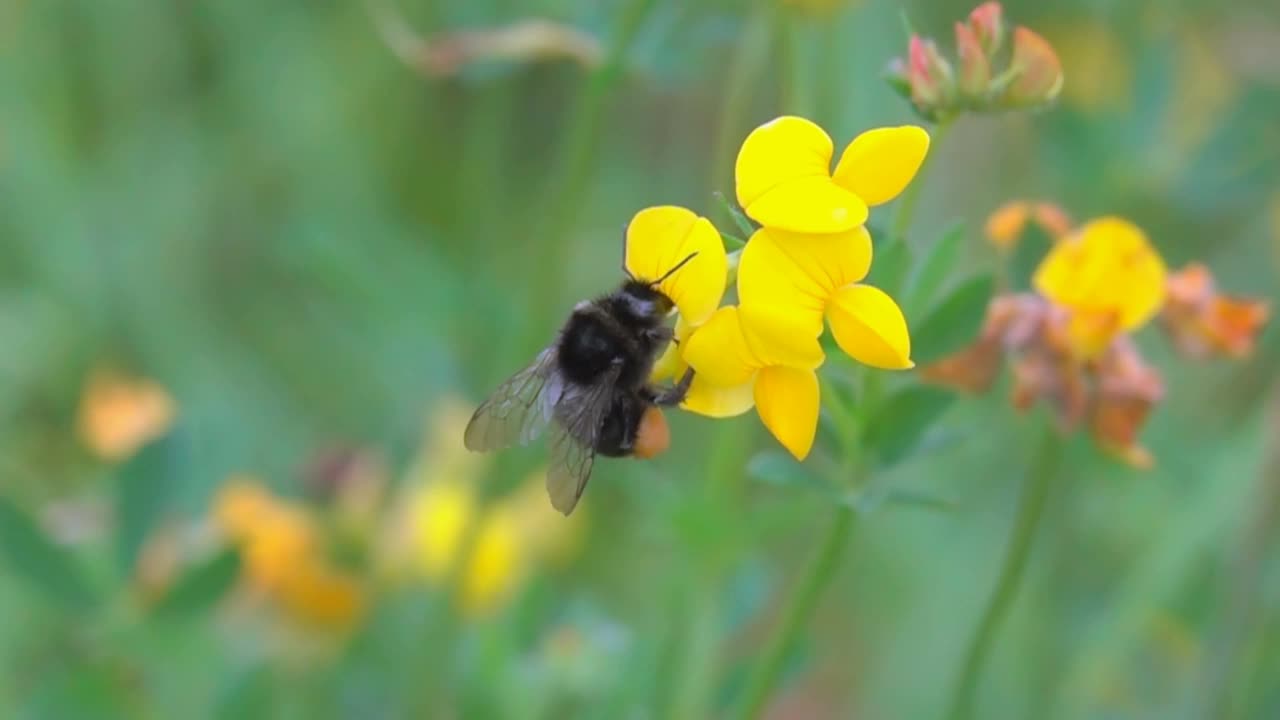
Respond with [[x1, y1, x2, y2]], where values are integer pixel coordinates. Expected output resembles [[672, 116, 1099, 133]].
[[621, 224, 638, 281], [652, 251, 699, 286]]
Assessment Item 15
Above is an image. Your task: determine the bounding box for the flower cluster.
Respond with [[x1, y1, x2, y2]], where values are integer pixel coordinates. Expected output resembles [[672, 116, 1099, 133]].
[[384, 397, 585, 616], [887, 2, 1063, 122], [630, 116, 929, 460], [924, 212, 1269, 467]]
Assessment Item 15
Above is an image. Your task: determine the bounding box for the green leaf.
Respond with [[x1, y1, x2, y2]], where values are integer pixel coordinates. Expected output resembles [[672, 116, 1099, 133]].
[[0, 496, 96, 610], [214, 664, 275, 720], [883, 488, 959, 513], [746, 451, 825, 490], [910, 273, 995, 364], [153, 547, 241, 617], [1009, 224, 1055, 292], [863, 386, 956, 467], [907, 221, 965, 314], [865, 235, 912, 296], [713, 191, 755, 238], [115, 428, 186, 576]]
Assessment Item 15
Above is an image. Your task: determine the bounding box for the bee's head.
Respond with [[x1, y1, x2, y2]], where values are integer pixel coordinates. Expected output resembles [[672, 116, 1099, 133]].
[[616, 251, 697, 323], [615, 281, 674, 323]]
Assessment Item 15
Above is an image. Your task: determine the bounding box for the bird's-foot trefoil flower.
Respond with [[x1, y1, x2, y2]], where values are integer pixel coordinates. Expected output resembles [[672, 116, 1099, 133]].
[[734, 116, 930, 234], [1161, 263, 1270, 360], [984, 200, 1073, 250]]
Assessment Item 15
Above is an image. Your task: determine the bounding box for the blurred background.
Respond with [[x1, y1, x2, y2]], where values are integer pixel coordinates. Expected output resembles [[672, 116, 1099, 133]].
[[1, 0, 1278, 717]]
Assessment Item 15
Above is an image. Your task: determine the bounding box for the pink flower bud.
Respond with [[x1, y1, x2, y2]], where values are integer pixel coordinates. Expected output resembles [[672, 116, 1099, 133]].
[[907, 35, 954, 109], [1004, 27, 1063, 107], [967, 2, 1005, 57], [954, 22, 990, 99]]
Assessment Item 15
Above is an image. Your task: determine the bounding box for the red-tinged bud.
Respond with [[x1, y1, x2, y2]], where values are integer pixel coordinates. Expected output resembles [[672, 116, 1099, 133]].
[[1004, 27, 1063, 107], [907, 35, 954, 109], [967, 2, 1005, 58], [954, 22, 991, 99]]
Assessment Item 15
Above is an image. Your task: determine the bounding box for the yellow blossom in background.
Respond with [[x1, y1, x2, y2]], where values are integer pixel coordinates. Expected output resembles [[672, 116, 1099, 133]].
[[1033, 217, 1167, 358], [77, 369, 175, 461], [735, 116, 929, 234]]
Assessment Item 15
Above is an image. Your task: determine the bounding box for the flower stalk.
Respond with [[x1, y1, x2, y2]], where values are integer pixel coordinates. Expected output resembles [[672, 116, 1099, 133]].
[[947, 421, 1062, 720]]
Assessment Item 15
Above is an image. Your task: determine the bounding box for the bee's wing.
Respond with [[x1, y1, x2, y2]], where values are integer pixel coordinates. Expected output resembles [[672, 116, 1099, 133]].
[[544, 364, 621, 516], [464, 347, 563, 452]]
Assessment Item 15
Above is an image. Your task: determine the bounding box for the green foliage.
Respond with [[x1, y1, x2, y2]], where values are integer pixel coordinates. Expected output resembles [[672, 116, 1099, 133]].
[[863, 385, 957, 468], [911, 274, 996, 364], [152, 548, 242, 618], [0, 496, 96, 610]]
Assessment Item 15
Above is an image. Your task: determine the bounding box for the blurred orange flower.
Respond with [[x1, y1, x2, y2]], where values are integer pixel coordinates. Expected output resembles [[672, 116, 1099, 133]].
[[1161, 263, 1270, 359], [985, 200, 1073, 250], [213, 477, 366, 630], [77, 369, 175, 461]]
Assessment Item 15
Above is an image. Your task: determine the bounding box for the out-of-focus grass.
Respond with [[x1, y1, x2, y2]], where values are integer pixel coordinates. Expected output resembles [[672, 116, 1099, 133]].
[[0, 0, 1277, 717]]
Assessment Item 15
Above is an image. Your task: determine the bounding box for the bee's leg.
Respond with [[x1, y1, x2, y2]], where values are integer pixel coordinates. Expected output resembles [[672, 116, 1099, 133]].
[[651, 368, 695, 406], [644, 325, 674, 345]]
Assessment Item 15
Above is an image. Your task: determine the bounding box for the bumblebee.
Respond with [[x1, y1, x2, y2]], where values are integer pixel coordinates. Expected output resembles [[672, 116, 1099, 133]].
[[464, 253, 697, 515]]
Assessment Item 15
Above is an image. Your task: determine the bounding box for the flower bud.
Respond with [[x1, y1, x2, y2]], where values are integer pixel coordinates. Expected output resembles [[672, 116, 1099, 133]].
[[967, 2, 1005, 58], [884, 57, 912, 99], [907, 35, 955, 109], [1003, 27, 1063, 108], [954, 22, 991, 99]]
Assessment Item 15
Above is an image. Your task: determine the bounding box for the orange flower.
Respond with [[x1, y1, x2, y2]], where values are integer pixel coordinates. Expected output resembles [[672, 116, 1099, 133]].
[[984, 200, 1073, 250], [77, 369, 175, 461], [1162, 263, 1270, 359], [1089, 339, 1163, 470]]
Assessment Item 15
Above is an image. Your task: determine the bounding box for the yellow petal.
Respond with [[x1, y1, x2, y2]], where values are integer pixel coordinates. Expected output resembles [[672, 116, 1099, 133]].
[[735, 116, 835, 209], [827, 284, 914, 369], [681, 373, 756, 418], [681, 306, 760, 386], [754, 366, 820, 460], [744, 176, 868, 234], [737, 226, 873, 312], [625, 206, 728, 326], [832, 126, 930, 207], [649, 315, 693, 382], [1032, 216, 1167, 333], [739, 301, 827, 370]]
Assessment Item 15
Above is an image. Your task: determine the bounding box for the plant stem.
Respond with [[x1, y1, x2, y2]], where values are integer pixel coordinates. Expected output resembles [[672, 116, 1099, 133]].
[[891, 118, 952, 242], [708, 1, 773, 203], [735, 503, 856, 720], [947, 423, 1061, 720]]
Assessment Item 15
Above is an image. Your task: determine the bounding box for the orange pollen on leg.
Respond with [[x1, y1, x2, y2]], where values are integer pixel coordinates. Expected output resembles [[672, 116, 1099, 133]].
[[632, 406, 670, 459]]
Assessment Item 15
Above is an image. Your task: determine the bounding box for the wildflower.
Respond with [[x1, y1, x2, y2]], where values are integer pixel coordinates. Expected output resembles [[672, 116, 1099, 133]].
[[390, 400, 584, 616], [213, 477, 367, 630], [1032, 217, 1166, 358], [984, 200, 1073, 250], [1161, 263, 1270, 359], [888, 2, 1063, 121], [734, 116, 929, 234], [77, 369, 175, 461]]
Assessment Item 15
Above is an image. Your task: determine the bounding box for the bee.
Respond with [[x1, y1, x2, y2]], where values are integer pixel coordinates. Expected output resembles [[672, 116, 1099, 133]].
[[463, 250, 699, 515]]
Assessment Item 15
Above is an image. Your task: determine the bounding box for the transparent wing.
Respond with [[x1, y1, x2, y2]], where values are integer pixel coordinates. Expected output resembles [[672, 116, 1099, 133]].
[[464, 347, 563, 452], [544, 364, 621, 515]]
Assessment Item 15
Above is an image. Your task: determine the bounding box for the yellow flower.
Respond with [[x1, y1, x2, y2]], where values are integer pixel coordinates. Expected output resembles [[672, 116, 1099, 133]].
[[735, 116, 929, 234], [1033, 217, 1167, 358], [736, 226, 914, 371], [411, 478, 476, 581], [680, 306, 821, 460], [624, 205, 729, 326], [77, 369, 176, 462]]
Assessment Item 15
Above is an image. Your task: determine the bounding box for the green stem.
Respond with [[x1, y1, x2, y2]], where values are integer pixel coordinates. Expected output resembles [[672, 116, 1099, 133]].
[[735, 503, 855, 720], [890, 118, 953, 242], [947, 423, 1062, 720], [526, 0, 656, 323], [708, 1, 773, 203]]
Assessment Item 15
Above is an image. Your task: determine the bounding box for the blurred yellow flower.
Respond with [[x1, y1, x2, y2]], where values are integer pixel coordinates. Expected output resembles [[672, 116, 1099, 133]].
[[624, 205, 728, 326], [392, 399, 585, 616], [735, 116, 929, 234], [77, 369, 175, 461], [1033, 217, 1167, 358]]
